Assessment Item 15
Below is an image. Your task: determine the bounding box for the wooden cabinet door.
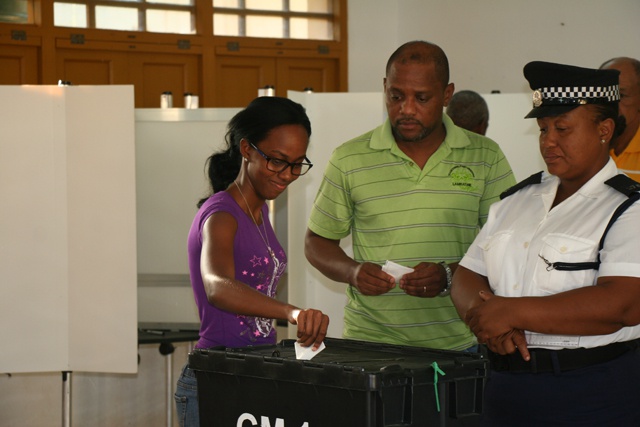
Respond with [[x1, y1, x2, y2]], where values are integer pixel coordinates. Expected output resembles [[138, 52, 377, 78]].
[[0, 44, 39, 84], [276, 57, 339, 95], [213, 55, 277, 107], [56, 49, 200, 108], [55, 49, 128, 86], [128, 52, 201, 108]]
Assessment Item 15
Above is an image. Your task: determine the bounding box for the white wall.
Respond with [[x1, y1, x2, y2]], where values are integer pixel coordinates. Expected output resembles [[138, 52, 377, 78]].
[[483, 93, 546, 181], [349, 0, 640, 94], [347, 1, 399, 92]]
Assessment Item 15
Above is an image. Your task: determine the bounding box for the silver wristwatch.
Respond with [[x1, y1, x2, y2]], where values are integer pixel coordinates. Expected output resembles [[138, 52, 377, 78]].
[[438, 261, 452, 297]]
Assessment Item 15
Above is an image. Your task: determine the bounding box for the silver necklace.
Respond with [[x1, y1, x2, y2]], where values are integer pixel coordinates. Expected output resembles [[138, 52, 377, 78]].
[[233, 180, 282, 305], [233, 180, 275, 259]]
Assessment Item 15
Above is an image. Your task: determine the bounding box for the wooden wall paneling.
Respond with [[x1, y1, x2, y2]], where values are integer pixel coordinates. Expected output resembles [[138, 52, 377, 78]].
[[55, 48, 128, 86], [213, 55, 276, 107], [0, 0, 348, 105], [128, 52, 201, 108], [200, 43, 216, 107], [40, 31, 57, 83], [0, 44, 39, 84], [276, 56, 339, 95]]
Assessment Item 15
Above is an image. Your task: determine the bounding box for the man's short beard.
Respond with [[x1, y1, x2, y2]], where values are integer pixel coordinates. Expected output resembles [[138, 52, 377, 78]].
[[391, 123, 431, 143]]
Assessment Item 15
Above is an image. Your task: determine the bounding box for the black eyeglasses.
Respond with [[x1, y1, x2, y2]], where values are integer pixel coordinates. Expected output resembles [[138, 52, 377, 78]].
[[249, 142, 313, 176]]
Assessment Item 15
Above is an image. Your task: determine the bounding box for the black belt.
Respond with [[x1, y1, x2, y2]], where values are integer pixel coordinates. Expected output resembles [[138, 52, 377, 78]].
[[487, 340, 639, 374]]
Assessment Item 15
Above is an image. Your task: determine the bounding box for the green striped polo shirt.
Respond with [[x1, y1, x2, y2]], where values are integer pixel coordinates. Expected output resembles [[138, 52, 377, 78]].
[[308, 113, 516, 350]]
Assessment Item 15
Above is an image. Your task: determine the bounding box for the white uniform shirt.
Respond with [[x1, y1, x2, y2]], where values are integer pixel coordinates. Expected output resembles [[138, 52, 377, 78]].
[[460, 159, 640, 349]]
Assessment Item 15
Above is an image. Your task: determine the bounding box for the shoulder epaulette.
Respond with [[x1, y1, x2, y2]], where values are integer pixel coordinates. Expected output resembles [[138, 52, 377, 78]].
[[596, 174, 640, 262], [500, 171, 544, 200], [605, 174, 640, 196]]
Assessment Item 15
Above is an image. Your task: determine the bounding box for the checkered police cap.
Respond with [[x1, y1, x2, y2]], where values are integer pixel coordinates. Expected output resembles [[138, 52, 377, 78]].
[[523, 61, 620, 119]]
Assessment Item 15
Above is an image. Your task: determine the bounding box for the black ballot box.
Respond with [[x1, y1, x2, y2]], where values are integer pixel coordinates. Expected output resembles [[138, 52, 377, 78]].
[[189, 337, 487, 427]]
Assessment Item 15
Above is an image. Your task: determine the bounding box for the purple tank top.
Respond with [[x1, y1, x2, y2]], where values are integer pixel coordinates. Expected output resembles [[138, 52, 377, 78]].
[[187, 191, 286, 348]]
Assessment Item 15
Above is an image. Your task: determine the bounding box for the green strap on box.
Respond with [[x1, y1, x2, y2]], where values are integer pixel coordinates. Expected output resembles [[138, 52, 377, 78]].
[[431, 361, 446, 412]]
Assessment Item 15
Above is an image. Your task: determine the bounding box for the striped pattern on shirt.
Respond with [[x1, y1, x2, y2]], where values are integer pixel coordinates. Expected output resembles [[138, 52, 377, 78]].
[[308, 114, 516, 350]]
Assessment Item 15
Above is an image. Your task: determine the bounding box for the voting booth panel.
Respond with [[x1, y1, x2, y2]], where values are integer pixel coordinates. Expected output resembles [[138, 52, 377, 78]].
[[134, 109, 241, 330], [0, 86, 138, 374]]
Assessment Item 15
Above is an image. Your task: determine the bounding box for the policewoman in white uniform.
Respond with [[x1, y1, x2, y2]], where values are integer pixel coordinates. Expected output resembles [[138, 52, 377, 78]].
[[452, 61, 640, 426]]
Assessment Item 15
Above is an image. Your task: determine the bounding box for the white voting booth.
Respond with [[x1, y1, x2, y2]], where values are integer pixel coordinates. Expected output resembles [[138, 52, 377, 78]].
[[0, 86, 138, 425], [286, 91, 386, 338], [135, 108, 239, 328]]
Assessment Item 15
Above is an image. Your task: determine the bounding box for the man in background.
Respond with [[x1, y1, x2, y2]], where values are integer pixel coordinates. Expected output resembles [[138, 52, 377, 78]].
[[600, 57, 640, 182], [446, 90, 490, 135], [304, 41, 515, 351]]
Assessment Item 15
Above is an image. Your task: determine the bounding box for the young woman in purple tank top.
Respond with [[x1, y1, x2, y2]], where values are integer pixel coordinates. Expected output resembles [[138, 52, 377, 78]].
[[175, 97, 329, 427]]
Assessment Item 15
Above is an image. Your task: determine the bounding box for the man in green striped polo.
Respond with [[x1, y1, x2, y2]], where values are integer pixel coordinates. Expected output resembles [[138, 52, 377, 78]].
[[304, 40, 516, 350]]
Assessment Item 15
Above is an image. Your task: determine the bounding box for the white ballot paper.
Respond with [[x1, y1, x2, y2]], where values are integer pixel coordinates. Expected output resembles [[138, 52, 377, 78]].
[[382, 260, 414, 283], [294, 341, 326, 360]]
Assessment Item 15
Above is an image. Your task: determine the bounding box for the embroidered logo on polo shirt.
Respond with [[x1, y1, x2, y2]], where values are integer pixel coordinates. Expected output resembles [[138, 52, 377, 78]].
[[449, 165, 476, 191]]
